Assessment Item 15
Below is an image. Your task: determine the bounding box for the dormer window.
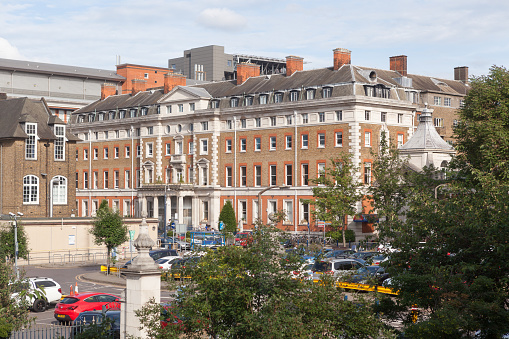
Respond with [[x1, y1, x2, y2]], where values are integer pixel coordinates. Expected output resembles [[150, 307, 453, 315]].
[[88, 114, 95, 122], [290, 91, 299, 102], [231, 97, 239, 107], [25, 122, 37, 160], [54, 125, 66, 161], [306, 89, 315, 100], [78, 115, 85, 123], [119, 110, 126, 119], [98, 112, 105, 121], [274, 92, 283, 103], [130, 109, 137, 118], [245, 96, 253, 106], [109, 111, 116, 120], [323, 87, 332, 98], [364, 84, 390, 98], [141, 107, 148, 116], [211, 100, 220, 108], [259, 94, 268, 105]]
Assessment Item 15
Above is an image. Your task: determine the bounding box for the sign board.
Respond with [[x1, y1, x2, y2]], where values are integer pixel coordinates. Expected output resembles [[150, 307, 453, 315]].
[[176, 223, 187, 233], [129, 230, 135, 240], [219, 221, 225, 230], [68, 235, 75, 246], [170, 222, 176, 229]]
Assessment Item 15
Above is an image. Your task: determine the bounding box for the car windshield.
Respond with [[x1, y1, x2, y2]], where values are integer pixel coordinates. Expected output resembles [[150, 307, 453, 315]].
[[372, 255, 386, 261], [60, 297, 79, 304], [155, 258, 168, 264], [313, 261, 332, 272], [356, 266, 380, 275]]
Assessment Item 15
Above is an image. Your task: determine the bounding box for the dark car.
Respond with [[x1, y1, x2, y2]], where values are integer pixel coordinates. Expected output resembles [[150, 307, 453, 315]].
[[348, 265, 390, 284], [324, 249, 355, 259], [123, 249, 179, 268], [349, 251, 378, 262], [71, 310, 120, 338]]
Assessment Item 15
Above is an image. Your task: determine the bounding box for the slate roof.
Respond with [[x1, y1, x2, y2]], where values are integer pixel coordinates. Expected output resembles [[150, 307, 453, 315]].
[[0, 58, 125, 82], [0, 97, 79, 141]]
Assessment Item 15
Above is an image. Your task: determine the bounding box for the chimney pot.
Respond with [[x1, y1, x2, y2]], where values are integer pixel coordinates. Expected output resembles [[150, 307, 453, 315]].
[[333, 48, 351, 71], [286, 56, 303, 76], [164, 73, 187, 94], [454, 66, 469, 84], [390, 55, 408, 76], [236, 63, 260, 85], [101, 83, 117, 100], [131, 79, 147, 96]]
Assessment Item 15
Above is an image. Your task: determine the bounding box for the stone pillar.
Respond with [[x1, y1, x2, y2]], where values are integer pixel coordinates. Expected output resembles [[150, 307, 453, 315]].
[[121, 213, 161, 339], [153, 196, 159, 219]]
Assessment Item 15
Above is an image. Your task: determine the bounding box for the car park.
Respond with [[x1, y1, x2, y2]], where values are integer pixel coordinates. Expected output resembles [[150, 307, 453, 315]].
[[72, 309, 120, 338], [123, 249, 179, 268], [54, 292, 120, 323], [324, 249, 355, 259], [11, 277, 62, 312], [156, 256, 182, 270], [290, 262, 314, 280], [349, 251, 378, 262], [163, 238, 191, 250], [312, 258, 365, 280], [348, 265, 390, 284], [235, 232, 253, 246]]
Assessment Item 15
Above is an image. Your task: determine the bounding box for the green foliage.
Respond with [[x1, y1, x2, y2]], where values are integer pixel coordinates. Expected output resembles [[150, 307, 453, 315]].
[[326, 229, 355, 243], [73, 316, 117, 339], [89, 200, 129, 270], [304, 153, 362, 247], [136, 226, 392, 338], [218, 200, 237, 233], [0, 220, 29, 261]]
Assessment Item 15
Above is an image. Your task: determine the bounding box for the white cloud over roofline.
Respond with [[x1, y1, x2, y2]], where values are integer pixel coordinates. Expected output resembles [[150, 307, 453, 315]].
[[197, 8, 247, 30]]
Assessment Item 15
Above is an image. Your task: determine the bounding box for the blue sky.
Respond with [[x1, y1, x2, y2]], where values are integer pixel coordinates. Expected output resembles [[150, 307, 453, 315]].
[[0, 0, 508, 80]]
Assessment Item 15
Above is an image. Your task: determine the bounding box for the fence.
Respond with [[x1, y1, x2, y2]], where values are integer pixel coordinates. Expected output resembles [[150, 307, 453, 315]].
[[10, 323, 76, 339], [18, 248, 109, 266]]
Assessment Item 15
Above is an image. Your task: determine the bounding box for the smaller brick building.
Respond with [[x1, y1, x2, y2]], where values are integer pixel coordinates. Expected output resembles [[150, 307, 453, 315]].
[[0, 95, 79, 217]]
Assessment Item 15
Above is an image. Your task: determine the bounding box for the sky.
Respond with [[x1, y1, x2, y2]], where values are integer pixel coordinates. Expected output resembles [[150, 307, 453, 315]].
[[0, 0, 508, 80]]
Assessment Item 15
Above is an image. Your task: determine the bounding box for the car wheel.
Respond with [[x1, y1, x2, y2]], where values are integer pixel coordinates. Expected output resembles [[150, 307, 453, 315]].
[[33, 299, 46, 312]]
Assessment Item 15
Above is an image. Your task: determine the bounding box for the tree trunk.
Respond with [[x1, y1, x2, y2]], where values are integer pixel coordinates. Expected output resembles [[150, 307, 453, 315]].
[[107, 247, 111, 275], [342, 216, 346, 248]]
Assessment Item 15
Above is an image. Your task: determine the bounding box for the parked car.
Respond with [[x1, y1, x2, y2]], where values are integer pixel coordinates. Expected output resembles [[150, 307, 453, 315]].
[[348, 265, 390, 284], [324, 249, 355, 259], [371, 254, 389, 266], [11, 277, 62, 312], [349, 251, 378, 262], [123, 249, 179, 268], [235, 232, 253, 246], [290, 262, 315, 280], [54, 292, 120, 323], [163, 238, 191, 250], [312, 258, 365, 280], [156, 256, 183, 270], [71, 309, 120, 338]]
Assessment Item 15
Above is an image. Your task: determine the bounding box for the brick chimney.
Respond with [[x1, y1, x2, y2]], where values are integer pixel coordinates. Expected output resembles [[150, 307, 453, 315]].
[[390, 55, 408, 76], [101, 83, 117, 100], [164, 73, 187, 94], [131, 79, 147, 96], [286, 56, 303, 76], [236, 63, 260, 85], [333, 48, 351, 71], [454, 66, 469, 84]]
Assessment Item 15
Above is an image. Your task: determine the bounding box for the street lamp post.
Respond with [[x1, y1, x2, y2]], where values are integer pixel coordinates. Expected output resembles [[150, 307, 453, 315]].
[[49, 178, 59, 218], [8, 212, 23, 280], [257, 185, 283, 226]]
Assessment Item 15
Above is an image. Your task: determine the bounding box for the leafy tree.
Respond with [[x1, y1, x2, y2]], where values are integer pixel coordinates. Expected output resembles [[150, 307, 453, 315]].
[[218, 200, 236, 233], [0, 262, 33, 338], [303, 153, 362, 247], [136, 225, 392, 338], [0, 219, 29, 261], [89, 200, 129, 272]]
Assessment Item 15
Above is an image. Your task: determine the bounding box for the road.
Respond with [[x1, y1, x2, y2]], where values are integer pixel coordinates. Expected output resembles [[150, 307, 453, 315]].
[[22, 264, 174, 325]]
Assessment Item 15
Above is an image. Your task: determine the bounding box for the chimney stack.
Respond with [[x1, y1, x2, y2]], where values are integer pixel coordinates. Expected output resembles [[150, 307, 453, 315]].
[[101, 83, 117, 100], [164, 73, 187, 94], [131, 79, 147, 96], [390, 55, 408, 76], [286, 56, 303, 76], [333, 48, 351, 70], [454, 66, 469, 84], [236, 63, 260, 85]]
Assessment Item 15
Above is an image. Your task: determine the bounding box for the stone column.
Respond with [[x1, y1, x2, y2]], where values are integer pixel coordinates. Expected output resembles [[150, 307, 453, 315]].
[[121, 213, 161, 339], [178, 195, 184, 225]]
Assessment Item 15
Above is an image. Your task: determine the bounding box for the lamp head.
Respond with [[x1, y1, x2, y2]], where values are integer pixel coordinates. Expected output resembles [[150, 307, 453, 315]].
[[17, 212, 23, 216], [8, 212, 15, 217]]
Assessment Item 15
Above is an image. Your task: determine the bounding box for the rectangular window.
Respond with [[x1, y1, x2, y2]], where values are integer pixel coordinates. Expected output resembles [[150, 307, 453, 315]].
[[323, 87, 332, 98], [434, 96, 442, 106], [178, 104, 184, 112], [93, 172, 98, 189], [444, 97, 451, 107], [245, 97, 253, 106], [335, 131, 343, 147], [398, 114, 403, 124], [270, 117, 276, 126], [336, 110, 343, 121], [230, 98, 239, 107], [83, 148, 88, 160], [54, 125, 65, 160], [226, 120, 232, 129], [147, 126, 153, 135], [301, 163, 309, 186], [301, 202, 310, 224], [93, 148, 98, 160], [125, 170, 130, 188], [317, 163, 326, 179], [364, 162, 372, 185], [226, 166, 232, 187], [239, 200, 247, 222], [201, 139, 208, 154], [284, 200, 293, 223], [103, 147, 108, 159], [306, 89, 315, 100], [254, 137, 261, 151], [318, 133, 325, 148], [114, 147, 119, 158], [114, 171, 119, 188], [255, 117, 261, 127], [103, 171, 109, 189], [274, 93, 283, 103], [302, 113, 309, 124], [189, 141, 194, 154], [364, 131, 371, 147], [270, 165, 277, 186], [115, 130, 120, 138], [167, 105, 172, 114], [255, 165, 261, 187], [319, 112, 325, 122], [201, 121, 208, 131], [176, 141, 182, 155], [397, 133, 405, 147], [76, 149, 78, 161], [253, 200, 259, 223], [286, 115, 293, 125], [125, 146, 130, 158], [381, 112, 387, 122], [365, 110, 371, 121], [105, 131, 109, 139], [146, 143, 153, 157], [285, 135, 292, 150], [285, 164, 293, 186], [226, 139, 232, 153], [259, 95, 267, 105], [136, 170, 140, 187], [241, 119, 246, 128], [189, 103, 195, 111], [240, 166, 247, 187], [434, 118, 444, 127], [270, 136, 277, 150], [201, 167, 208, 186], [290, 91, 298, 101], [166, 143, 171, 156], [137, 145, 141, 157], [240, 138, 247, 152], [301, 134, 308, 149], [83, 171, 89, 189]]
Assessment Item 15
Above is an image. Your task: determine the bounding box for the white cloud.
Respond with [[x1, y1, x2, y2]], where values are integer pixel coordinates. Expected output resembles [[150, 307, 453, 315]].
[[197, 8, 247, 30], [0, 37, 24, 59]]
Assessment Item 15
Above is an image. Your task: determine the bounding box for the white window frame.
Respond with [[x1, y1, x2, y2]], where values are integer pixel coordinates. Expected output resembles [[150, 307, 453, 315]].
[[285, 135, 292, 150], [200, 139, 208, 155], [364, 131, 371, 147], [240, 166, 247, 187], [255, 137, 261, 151], [23, 175, 39, 204], [270, 165, 277, 186], [365, 110, 371, 121], [318, 133, 325, 148], [146, 143, 153, 157], [114, 147, 119, 159], [284, 200, 293, 223], [336, 111, 342, 121], [226, 166, 233, 187], [301, 163, 309, 186], [240, 138, 247, 152], [125, 170, 131, 189], [51, 176, 67, 205], [285, 164, 293, 186], [54, 125, 65, 161], [319, 112, 325, 122], [302, 113, 308, 124], [301, 134, 308, 149], [226, 139, 232, 153], [255, 165, 261, 187], [335, 131, 343, 147], [125, 146, 130, 158], [270, 136, 277, 151]]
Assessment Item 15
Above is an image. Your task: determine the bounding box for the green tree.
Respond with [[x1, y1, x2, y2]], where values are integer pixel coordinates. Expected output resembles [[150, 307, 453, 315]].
[[0, 219, 29, 261], [136, 225, 392, 338], [89, 200, 129, 272], [303, 153, 362, 247], [218, 200, 237, 233]]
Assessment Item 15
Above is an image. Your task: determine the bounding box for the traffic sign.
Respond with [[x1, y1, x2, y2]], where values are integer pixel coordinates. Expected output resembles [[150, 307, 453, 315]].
[[129, 230, 135, 240], [219, 221, 224, 230]]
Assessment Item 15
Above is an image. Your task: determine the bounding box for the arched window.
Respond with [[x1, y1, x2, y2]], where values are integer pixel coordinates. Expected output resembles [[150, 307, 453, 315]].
[[23, 175, 39, 204], [52, 176, 67, 205]]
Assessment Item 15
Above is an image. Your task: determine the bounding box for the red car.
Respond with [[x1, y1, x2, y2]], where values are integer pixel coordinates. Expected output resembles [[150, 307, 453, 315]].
[[235, 232, 253, 247], [54, 292, 120, 323]]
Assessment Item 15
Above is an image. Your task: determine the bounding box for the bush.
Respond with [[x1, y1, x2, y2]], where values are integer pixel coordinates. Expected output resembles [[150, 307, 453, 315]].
[[326, 229, 355, 243]]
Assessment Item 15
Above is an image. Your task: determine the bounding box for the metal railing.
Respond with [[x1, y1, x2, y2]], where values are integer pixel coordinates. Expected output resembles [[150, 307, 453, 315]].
[[10, 323, 75, 339], [18, 248, 109, 266]]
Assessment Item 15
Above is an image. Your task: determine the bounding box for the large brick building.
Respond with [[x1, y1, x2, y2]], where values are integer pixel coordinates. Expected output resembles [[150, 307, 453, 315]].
[[69, 48, 469, 239], [0, 96, 79, 217]]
